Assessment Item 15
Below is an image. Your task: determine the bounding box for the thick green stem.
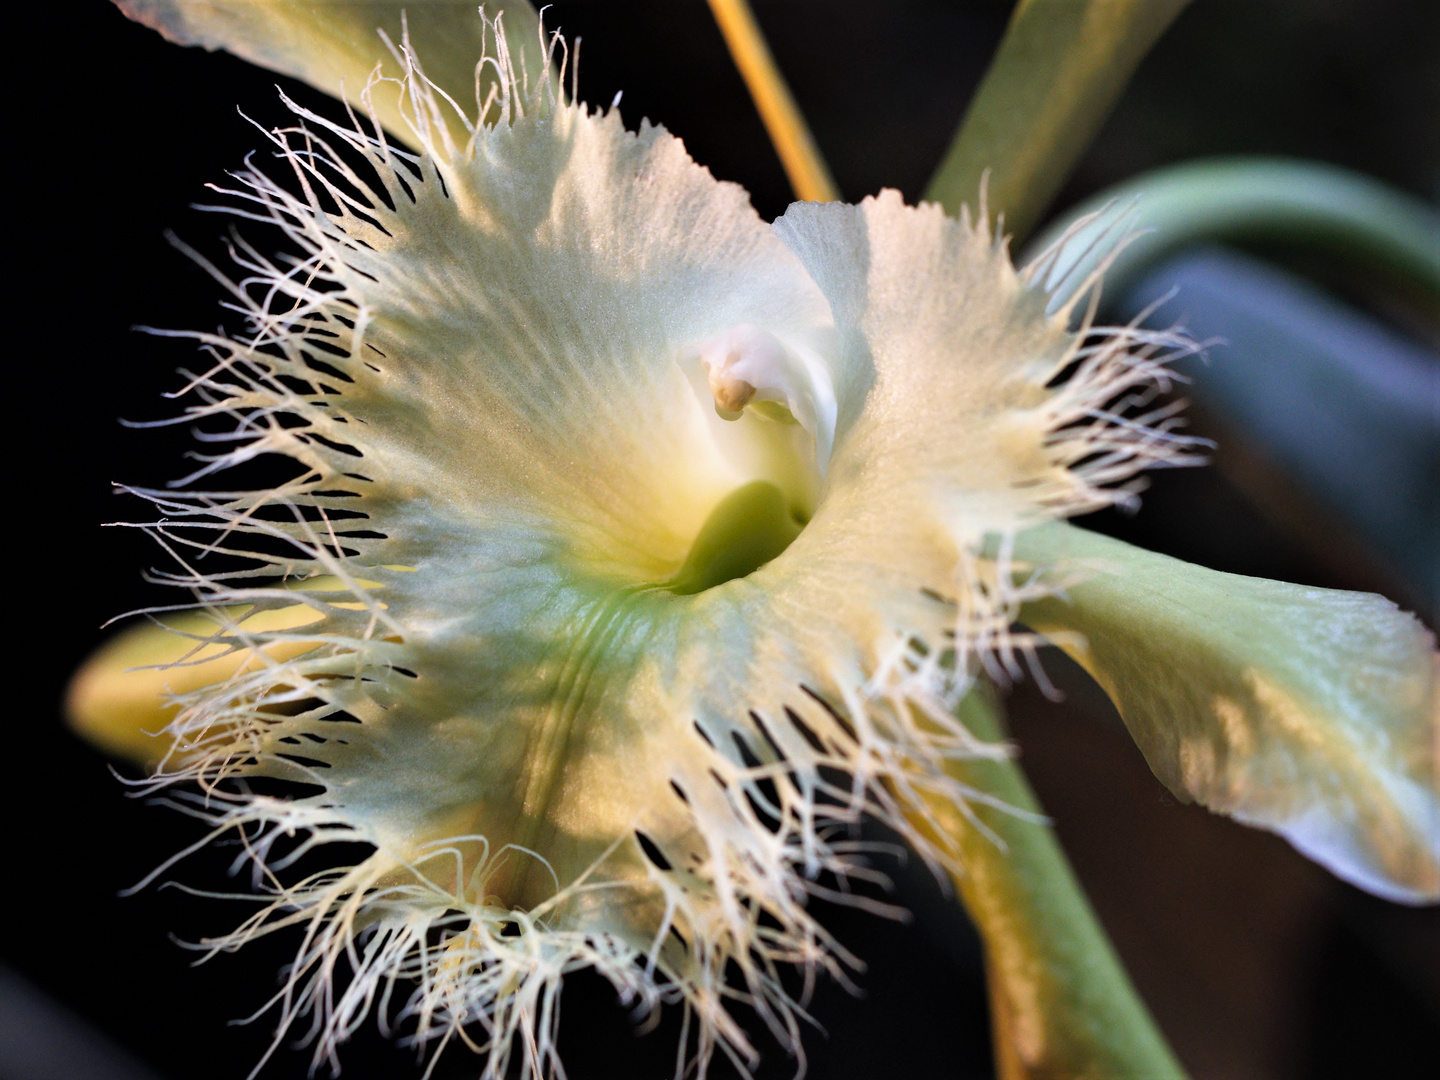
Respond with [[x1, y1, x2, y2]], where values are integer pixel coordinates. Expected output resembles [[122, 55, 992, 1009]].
[[925, 0, 1190, 243], [911, 691, 1188, 1080]]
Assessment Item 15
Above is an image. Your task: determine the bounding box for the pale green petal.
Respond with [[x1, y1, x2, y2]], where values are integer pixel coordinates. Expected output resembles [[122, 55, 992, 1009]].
[[66, 606, 321, 767], [1014, 522, 1440, 903], [66, 574, 387, 766], [114, 0, 546, 148]]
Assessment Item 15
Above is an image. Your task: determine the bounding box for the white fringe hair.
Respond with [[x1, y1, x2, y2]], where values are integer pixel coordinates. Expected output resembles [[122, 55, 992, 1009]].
[[114, 11, 1205, 1080]]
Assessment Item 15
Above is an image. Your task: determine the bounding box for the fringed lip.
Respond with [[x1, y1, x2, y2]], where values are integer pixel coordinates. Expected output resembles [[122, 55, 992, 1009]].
[[88, 10, 1231, 1080]]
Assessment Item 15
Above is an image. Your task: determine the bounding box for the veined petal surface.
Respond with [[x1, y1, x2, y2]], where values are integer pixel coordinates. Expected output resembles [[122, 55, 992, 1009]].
[[1017, 522, 1440, 903]]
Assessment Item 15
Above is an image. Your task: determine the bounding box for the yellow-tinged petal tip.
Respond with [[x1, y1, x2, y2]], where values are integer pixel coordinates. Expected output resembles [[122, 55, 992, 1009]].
[[66, 607, 325, 768]]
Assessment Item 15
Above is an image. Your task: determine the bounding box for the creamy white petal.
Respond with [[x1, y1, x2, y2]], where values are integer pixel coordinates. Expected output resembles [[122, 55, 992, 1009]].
[[1016, 522, 1440, 903], [95, 22, 1202, 1076], [760, 193, 1203, 681], [125, 49, 856, 1069]]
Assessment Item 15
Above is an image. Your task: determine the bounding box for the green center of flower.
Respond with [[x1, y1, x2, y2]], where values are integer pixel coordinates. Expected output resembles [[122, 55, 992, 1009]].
[[666, 479, 804, 594]]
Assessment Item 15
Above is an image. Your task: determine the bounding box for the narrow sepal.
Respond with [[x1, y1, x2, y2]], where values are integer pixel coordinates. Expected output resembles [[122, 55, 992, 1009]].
[[113, 0, 547, 148], [911, 690, 1188, 1080]]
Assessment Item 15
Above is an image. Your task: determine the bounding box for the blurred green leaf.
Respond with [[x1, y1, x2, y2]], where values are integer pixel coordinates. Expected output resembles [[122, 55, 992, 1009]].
[[1027, 157, 1440, 317]]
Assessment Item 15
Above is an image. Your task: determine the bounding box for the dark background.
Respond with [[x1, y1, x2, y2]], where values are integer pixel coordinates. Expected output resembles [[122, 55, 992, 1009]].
[[7, 2, 1438, 1079]]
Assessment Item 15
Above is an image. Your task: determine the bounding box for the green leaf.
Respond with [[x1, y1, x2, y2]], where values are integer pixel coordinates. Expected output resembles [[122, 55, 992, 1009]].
[[925, 0, 1191, 243], [1026, 157, 1440, 318], [1012, 522, 1440, 903], [113, 0, 546, 149]]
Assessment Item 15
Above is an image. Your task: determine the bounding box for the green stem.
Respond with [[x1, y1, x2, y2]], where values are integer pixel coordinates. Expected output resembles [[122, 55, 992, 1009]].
[[910, 691, 1188, 1080], [925, 0, 1191, 244]]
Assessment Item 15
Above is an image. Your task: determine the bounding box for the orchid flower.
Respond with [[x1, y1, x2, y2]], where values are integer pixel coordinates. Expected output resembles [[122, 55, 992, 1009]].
[[69, 2, 1438, 1078]]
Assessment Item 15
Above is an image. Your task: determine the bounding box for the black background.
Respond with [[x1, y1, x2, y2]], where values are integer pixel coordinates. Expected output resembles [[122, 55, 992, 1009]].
[[7, 2, 1438, 1079]]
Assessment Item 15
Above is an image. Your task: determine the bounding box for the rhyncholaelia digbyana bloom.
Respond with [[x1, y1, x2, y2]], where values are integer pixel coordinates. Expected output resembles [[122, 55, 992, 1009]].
[[69, 4, 1438, 1078]]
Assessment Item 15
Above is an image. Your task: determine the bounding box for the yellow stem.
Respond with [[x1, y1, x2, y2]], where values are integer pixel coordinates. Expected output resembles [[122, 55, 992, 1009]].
[[706, 0, 840, 203]]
